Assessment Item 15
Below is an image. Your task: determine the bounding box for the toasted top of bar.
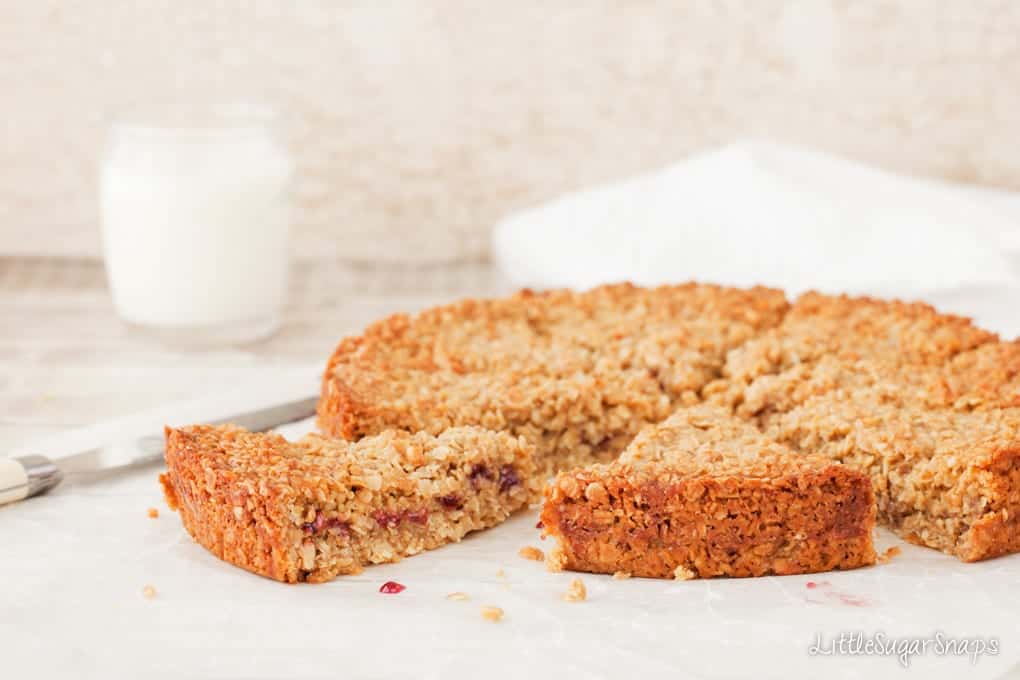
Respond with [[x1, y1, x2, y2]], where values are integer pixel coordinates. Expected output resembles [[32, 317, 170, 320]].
[[788, 293, 996, 363], [723, 334, 1020, 418], [773, 392, 1020, 471], [722, 292, 997, 386], [615, 405, 842, 481], [938, 341, 1020, 409], [769, 392, 1020, 520], [165, 424, 535, 514], [726, 354, 954, 419], [319, 283, 789, 439]]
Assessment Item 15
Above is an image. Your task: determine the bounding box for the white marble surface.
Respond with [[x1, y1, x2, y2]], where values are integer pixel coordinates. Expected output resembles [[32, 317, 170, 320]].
[[2, 258, 1020, 679]]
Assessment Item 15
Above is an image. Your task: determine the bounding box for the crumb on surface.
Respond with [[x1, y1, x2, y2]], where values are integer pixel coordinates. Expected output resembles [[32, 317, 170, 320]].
[[612, 571, 631, 580], [674, 565, 697, 581], [147, 507, 159, 519], [446, 591, 470, 601], [518, 546, 544, 561], [496, 568, 506, 578], [142, 585, 157, 599], [379, 581, 406, 594], [563, 577, 587, 602], [480, 605, 504, 622], [878, 546, 902, 564]]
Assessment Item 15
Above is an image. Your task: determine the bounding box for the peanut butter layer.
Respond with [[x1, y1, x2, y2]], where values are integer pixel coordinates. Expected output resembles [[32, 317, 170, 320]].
[[541, 405, 876, 579], [161, 425, 536, 583]]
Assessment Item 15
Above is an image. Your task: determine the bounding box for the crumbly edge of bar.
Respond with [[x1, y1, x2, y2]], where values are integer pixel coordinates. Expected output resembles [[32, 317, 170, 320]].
[[161, 425, 536, 583], [541, 463, 876, 579], [161, 427, 301, 582]]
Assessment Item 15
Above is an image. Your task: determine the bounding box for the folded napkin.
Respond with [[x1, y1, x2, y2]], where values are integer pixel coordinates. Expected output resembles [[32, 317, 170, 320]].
[[492, 141, 1020, 297]]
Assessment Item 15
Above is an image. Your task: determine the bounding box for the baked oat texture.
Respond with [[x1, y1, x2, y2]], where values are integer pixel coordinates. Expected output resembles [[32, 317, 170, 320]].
[[318, 284, 1020, 570], [161, 424, 536, 583], [319, 283, 789, 476], [710, 294, 1020, 562], [541, 405, 876, 578]]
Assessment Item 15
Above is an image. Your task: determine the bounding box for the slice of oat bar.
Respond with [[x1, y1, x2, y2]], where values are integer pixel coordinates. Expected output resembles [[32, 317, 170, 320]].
[[161, 425, 536, 583], [540, 405, 876, 579]]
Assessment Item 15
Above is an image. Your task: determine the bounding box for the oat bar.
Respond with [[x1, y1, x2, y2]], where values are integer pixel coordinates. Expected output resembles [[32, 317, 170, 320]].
[[161, 425, 536, 583], [540, 405, 876, 578]]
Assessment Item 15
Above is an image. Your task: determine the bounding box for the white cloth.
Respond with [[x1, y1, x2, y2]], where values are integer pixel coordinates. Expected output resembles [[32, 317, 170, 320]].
[[492, 141, 1020, 298]]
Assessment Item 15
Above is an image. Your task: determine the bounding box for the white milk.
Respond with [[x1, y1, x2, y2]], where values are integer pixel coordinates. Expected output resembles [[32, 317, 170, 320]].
[[100, 113, 292, 344]]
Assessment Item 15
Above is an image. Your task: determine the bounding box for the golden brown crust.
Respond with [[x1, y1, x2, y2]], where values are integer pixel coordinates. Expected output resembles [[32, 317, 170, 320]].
[[161, 424, 536, 583], [708, 291, 998, 410], [161, 426, 301, 582], [540, 407, 877, 578], [936, 341, 1020, 410]]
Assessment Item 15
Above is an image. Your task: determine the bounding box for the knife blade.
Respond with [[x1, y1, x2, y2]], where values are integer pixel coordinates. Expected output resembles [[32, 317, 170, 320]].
[[0, 395, 318, 506]]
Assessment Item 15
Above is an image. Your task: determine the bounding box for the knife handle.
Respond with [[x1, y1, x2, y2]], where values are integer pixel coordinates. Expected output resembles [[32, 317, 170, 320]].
[[0, 456, 63, 506]]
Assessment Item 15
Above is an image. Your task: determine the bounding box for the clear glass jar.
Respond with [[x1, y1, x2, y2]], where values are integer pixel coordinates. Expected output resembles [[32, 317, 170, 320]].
[[100, 104, 292, 346]]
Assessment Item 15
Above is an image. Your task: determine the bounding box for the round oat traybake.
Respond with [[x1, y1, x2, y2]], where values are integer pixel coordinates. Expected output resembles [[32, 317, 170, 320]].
[[162, 283, 1020, 582]]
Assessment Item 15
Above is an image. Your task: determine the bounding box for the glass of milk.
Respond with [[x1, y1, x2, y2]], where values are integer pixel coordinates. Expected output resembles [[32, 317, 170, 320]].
[[100, 103, 292, 345]]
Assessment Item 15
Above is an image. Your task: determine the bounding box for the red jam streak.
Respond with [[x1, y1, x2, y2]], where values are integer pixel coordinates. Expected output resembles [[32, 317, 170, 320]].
[[439, 493, 464, 509], [804, 580, 870, 607], [373, 508, 431, 528], [469, 463, 494, 489], [498, 464, 521, 492], [302, 512, 350, 537]]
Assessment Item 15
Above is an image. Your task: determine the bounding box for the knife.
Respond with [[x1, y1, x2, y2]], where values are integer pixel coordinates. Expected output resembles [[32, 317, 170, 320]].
[[0, 395, 318, 506]]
